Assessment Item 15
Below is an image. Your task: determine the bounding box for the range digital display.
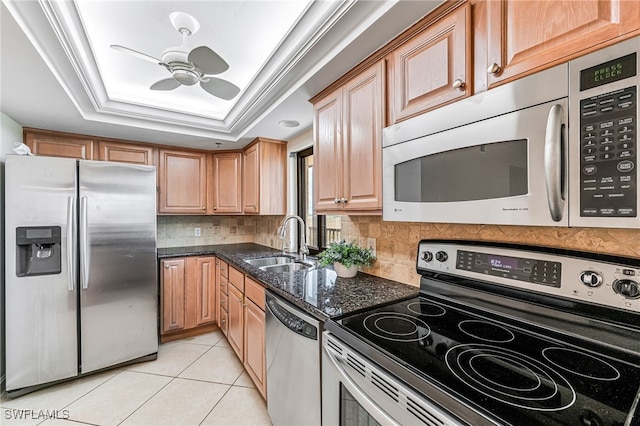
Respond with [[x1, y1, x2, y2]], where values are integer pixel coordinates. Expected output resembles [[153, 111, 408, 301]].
[[489, 255, 518, 271], [580, 53, 636, 91]]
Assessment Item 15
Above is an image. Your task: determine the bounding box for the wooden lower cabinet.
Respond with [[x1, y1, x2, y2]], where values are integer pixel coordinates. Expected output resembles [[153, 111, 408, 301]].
[[227, 283, 245, 359], [161, 256, 217, 338], [243, 278, 266, 398]]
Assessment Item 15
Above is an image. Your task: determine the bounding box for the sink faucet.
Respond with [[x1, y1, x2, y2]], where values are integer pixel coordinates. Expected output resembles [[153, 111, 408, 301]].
[[277, 215, 309, 260]]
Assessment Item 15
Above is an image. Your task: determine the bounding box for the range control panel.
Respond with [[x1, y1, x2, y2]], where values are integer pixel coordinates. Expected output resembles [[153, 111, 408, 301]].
[[417, 241, 640, 312]]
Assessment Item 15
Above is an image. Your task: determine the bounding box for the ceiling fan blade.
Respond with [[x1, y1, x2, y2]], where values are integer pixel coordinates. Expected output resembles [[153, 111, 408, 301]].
[[189, 46, 229, 74], [111, 45, 163, 65], [200, 78, 240, 100], [150, 78, 181, 91]]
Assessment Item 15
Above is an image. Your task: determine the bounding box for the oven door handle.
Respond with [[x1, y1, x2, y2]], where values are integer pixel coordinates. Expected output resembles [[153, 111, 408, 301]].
[[324, 343, 401, 426], [544, 103, 566, 222]]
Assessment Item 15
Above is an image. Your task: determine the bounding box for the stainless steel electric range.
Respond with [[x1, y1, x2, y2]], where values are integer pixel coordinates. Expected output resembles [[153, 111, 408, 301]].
[[322, 240, 640, 426]]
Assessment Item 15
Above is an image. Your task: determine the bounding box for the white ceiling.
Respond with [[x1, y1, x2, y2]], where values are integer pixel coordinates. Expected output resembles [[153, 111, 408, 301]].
[[1, 0, 444, 150]]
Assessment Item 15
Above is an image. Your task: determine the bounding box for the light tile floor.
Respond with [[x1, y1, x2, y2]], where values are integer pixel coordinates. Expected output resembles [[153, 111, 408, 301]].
[[1, 331, 272, 426]]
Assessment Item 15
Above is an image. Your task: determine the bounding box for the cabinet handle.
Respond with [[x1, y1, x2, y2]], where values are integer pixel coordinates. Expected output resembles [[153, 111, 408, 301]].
[[213, 206, 218, 210], [221, 319, 226, 324], [487, 63, 501, 75], [202, 206, 205, 210], [452, 79, 465, 90], [334, 198, 340, 204], [165, 264, 170, 269], [238, 298, 242, 304], [340, 198, 347, 203]]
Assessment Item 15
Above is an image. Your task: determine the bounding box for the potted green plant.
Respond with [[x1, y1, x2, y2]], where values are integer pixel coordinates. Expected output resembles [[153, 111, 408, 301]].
[[317, 240, 375, 278]]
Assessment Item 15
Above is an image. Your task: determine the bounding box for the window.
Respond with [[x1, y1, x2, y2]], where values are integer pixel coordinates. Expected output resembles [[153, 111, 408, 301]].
[[297, 148, 342, 254]]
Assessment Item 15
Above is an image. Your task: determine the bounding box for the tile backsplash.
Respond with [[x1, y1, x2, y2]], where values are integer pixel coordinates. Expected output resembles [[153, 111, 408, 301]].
[[158, 215, 640, 289], [157, 216, 256, 248], [340, 216, 640, 287]]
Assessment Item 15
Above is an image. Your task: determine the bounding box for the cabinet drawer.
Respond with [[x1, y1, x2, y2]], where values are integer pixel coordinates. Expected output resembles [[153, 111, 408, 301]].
[[245, 277, 265, 311], [220, 292, 228, 312], [220, 276, 228, 295], [219, 308, 228, 336], [220, 260, 228, 278], [228, 266, 245, 292]]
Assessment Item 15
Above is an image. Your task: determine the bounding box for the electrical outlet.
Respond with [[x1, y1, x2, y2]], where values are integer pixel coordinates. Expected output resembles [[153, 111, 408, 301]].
[[367, 237, 377, 257], [195, 227, 201, 237]]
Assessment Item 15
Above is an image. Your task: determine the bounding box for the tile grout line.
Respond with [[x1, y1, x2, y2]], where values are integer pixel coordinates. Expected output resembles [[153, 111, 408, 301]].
[[116, 376, 177, 426]]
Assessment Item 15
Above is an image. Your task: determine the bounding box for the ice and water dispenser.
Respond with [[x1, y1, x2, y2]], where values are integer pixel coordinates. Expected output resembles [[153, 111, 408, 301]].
[[16, 226, 62, 276]]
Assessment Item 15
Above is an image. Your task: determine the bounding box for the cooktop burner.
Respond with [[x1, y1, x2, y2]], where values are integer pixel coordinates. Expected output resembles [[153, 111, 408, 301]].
[[332, 294, 640, 425]]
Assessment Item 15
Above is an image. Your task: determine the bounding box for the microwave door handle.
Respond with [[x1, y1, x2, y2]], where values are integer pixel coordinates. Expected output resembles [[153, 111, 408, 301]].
[[544, 104, 565, 222]]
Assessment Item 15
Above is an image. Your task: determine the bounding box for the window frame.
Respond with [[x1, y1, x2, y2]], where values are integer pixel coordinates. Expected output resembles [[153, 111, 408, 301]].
[[297, 147, 324, 255]]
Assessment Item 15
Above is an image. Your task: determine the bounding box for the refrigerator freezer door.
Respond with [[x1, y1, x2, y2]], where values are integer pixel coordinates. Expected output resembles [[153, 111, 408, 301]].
[[78, 161, 158, 373], [5, 155, 78, 391]]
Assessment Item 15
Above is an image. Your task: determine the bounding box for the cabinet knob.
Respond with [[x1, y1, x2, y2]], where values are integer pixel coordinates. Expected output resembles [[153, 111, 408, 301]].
[[238, 298, 242, 304], [202, 206, 206, 210], [334, 198, 340, 204], [221, 319, 226, 324], [213, 206, 218, 210], [452, 79, 465, 90], [340, 198, 347, 203], [165, 264, 170, 269], [487, 63, 502, 75]]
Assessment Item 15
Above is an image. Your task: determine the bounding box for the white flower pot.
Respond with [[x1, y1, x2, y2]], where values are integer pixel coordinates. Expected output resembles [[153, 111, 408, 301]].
[[334, 262, 358, 278]]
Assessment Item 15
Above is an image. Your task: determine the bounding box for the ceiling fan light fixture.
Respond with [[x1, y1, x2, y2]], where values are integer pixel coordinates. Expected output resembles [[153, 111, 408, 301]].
[[173, 69, 200, 86], [169, 12, 200, 36]]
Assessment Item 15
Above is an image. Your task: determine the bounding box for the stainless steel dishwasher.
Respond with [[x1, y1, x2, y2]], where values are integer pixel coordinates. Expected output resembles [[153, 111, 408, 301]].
[[266, 290, 322, 426]]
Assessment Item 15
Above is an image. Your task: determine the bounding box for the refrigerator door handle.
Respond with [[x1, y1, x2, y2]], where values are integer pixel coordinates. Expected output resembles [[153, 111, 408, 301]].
[[80, 197, 89, 289], [67, 196, 76, 291]]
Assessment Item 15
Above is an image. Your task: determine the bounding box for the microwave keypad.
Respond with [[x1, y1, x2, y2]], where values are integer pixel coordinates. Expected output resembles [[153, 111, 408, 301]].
[[580, 86, 636, 217]]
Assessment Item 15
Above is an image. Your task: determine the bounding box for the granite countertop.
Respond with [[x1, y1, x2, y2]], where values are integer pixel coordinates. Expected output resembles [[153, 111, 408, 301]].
[[157, 243, 419, 321]]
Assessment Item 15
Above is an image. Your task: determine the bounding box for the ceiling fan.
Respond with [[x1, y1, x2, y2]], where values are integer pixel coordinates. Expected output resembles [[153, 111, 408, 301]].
[[111, 12, 240, 100]]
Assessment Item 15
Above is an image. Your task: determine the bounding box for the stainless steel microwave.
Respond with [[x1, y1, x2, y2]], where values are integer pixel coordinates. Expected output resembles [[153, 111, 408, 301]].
[[383, 36, 639, 228]]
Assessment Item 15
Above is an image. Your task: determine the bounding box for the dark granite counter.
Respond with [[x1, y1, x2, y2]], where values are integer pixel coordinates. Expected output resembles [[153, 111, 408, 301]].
[[157, 243, 418, 321]]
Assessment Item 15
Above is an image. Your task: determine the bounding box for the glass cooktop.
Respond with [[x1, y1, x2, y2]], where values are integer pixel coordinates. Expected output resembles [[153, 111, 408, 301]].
[[331, 294, 640, 426]]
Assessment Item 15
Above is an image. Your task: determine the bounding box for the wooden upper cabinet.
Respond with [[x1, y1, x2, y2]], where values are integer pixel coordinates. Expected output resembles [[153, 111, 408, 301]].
[[242, 138, 287, 215], [313, 87, 343, 212], [211, 152, 242, 214], [485, 0, 640, 88], [158, 149, 208, 214], [24, 129, 95, 160], [98, 140, 155, 165], [387, 3, 470, 125], [313, 61, 384, 214]]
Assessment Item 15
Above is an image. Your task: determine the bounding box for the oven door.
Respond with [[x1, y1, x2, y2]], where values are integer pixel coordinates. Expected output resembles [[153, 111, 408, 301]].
[[382, 98, 568, 226], [322, 332, 464, 426]]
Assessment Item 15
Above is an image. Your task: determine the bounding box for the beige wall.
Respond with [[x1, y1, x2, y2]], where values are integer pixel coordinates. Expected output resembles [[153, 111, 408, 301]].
[[157, 216, 256, 248], [341, 216, 640, 288]]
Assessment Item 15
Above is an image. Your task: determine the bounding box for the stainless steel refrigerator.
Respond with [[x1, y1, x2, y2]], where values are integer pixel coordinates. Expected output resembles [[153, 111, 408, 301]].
[[5, 155, 158, 396]]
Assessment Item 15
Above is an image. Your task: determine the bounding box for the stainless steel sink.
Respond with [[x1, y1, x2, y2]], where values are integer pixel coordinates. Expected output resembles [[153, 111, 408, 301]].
[[260, 262, 312, 273], [243, 256, 295, 268]]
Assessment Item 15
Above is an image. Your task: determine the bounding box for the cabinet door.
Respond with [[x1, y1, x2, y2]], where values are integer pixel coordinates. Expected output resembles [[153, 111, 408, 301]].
[[161, 259, 186, 334], [98, 140, 155, 165], [25, 131, 95, 160], [227, 283, 245, 360], [194, 256, 217, 326], [211, 152, 242, 214], [486, 0, 640, 88], [242, 143, 260, 214], [387, 4, 470, 124], [158, 149, 208, 214], [244, 299, 266, 399], [313, 87, 343, 212], [342, 61, 384, 211]]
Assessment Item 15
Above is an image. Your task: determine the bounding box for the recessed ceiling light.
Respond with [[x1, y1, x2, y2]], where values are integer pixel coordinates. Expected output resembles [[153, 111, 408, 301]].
[[279, 120, 300, 128]]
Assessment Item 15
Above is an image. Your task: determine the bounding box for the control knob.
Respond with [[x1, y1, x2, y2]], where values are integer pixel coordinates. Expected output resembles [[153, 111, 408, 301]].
[[421, 251, 433, 262], [435, 251, 448, 262], [612, 279, 640, 299], [579, 271, 603, 288]]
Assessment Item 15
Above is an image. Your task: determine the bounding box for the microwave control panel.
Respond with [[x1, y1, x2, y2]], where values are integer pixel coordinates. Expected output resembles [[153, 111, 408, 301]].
[[579, 52, 637, 218]]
